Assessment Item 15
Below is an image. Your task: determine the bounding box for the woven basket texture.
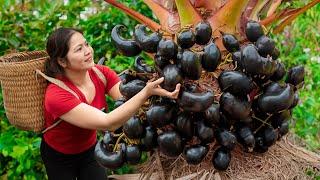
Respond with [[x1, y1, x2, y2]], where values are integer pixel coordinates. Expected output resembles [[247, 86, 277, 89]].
[[0, 51, 49, 132]]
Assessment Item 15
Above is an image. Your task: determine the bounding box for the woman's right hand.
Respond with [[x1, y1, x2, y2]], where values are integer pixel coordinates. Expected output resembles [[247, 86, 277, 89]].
[[143, 77, 181, 99]]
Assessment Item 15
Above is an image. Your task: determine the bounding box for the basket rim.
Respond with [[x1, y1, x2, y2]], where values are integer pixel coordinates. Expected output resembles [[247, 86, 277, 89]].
[[0, 56, 48, 65], [0, 50, 48, 63]]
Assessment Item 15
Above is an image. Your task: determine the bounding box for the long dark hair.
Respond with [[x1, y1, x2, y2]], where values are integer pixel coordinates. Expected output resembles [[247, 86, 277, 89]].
[[45, 27, 83, 77]]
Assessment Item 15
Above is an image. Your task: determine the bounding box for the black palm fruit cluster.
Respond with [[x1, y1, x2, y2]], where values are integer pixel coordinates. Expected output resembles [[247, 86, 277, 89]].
[[94, 20, 305, 171]]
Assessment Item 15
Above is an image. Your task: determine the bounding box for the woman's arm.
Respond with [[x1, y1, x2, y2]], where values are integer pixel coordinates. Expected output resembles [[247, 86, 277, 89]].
[[59, 77, 180, 131], [107, 81, 122, 100]]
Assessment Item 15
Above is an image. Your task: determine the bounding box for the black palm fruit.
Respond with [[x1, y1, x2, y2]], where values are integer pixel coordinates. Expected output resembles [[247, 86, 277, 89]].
[[196, 120, 214, 144], [270, 61, 286, 81], [201, 42, 221, 72], [123, 116, 144, 139], [134, 56, 154, 73], [232, 51, 244, 71], [220, 92, 251, 121], [256, 35, 275, 57], [204, 103, 220, 125], [271, 47, 280, 60], [212, 147, 231, 171], [134, 24, 162, 53], [257, 83, 294, 113], [218, 71, 254, 96], [125, 145, 141, 165], [140, 126, 158, 151], [175, 112, 194, 139], [194, 21, 212, 45], [215, 129, 237, 150], [183, 145, 208, 165], [177, 28, 195, 49], [111, 25, 141, 57], [157, 131, 183, 157], [286, 65, 305, 86], [154, 53, 170, 70], [245, 20, 264, 42], [157, 38, 178, 60], [146, 104, 173, 128], [119, 79, 146, 99], [235, 124, 255, 152], [162, 64, 183, 91], [178, 91, 214, 112], [180, 50, 202, 80], [94, 142, 125, 170], [221, 32, 240, 52]]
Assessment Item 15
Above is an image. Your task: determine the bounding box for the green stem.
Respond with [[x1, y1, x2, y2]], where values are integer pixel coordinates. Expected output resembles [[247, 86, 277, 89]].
[[175, 0, 202, 28]]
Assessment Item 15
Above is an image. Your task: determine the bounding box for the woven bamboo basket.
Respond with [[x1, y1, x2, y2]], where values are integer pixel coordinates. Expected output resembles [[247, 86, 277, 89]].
[[0, 51, 49, 132]]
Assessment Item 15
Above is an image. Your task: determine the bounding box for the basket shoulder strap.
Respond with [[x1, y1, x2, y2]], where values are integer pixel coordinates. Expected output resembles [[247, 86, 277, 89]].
[[35, 69, 81, 134], [92, 66, 107, 87], [36, 70, 80, 99]]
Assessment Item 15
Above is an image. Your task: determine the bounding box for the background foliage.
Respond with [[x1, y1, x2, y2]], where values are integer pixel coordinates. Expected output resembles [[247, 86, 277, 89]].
[[0, 0, 319, 179]]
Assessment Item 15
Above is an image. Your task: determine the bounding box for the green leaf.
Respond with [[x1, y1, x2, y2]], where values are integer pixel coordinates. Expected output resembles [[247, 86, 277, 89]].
[[11, 146, 28, 158]]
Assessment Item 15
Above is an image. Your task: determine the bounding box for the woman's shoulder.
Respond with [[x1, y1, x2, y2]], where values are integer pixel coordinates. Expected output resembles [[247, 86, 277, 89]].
[[93, 64, 113, 75]]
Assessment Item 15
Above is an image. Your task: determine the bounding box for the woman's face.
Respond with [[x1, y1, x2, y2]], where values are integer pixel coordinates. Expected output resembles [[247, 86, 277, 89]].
[[64, 32, 94, 71]]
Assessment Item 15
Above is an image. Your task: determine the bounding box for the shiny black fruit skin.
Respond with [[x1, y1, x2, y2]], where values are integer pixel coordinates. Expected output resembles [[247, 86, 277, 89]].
[[162, 64, 183, 91], [245, 20, 264, 42], [204, 103, 220, 125], [286, 65, 305, 86], [157, 38, 178, 60], [157, 131, 183, 157], [257, 83, 294, 113], [118, 70, 136, 84], [270, 110, 291, 129], [220, 92, 251, 121], [119, 79, 146, 99], [102, 131, 115, 148], [212, 147, 231, 171], [215, 129, 237, 150], [111, 25, 141, 57], [140, 126, 158, 151], [94, 141, 125, 170], [180, 50, 202, 80], [241, 44, 276, 76], [270, 61, 286, 81], [178, 91, 214, 112], [262, 127, 278, 147], [154, 53, 170, 70], [289, 93, 299, 109], [218, 71, 253, 96], [183, 145, 208, 165], [232, 51, 244, 70], [254, 136, 268, 153], [255, 35, 275, 57], [114, 97, 126, 109], [125, 145, 141, 165], [222, 33, 240, 52], [123, 116, 144, 139], [194, 21, 212, 45], [175, 112, 194, 139], [235, 124, 255, 152], [134, 24, 162, 53], [201, 42, 221, 72], [134, 56, 154, 73], [146, 104, 173, 128], [177, 28, 195, 49], [197, 120, 214, 144]]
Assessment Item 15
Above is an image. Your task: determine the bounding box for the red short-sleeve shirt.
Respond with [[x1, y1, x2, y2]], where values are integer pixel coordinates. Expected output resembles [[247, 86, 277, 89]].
[[43, 65, 120, 154]]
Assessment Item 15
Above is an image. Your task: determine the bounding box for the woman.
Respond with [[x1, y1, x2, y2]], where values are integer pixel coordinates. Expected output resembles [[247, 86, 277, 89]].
[[41, 27, 180, 180]]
